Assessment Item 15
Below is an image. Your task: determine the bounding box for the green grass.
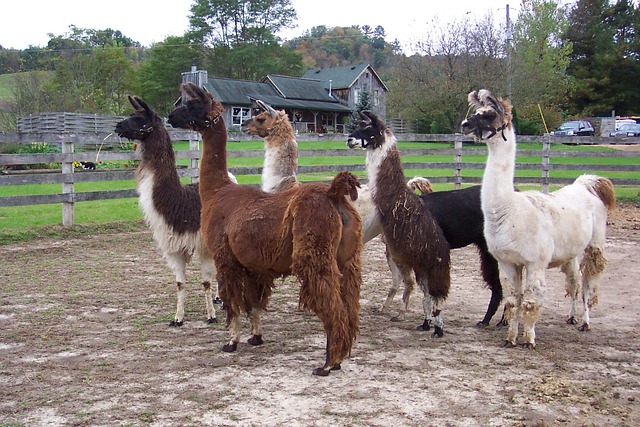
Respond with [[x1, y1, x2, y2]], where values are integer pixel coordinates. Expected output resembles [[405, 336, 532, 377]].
[[0, 73, 16, 102], [1, 139, 638, 243]]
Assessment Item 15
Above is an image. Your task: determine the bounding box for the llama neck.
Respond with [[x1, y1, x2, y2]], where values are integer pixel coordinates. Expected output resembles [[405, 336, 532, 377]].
[[481, 124, 517, 207], [199, 120, 232, 196], [136, 128, 180, 186], [365, 137, 412, 211], [262, 134, 298, 192]]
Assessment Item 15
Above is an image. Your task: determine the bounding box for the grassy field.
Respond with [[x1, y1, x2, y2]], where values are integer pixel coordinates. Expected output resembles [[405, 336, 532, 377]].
[[1, 139, 638, 243]]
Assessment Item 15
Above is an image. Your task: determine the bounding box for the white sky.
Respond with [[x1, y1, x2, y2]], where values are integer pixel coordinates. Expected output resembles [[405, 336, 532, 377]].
[[1, 0, 522, 53]]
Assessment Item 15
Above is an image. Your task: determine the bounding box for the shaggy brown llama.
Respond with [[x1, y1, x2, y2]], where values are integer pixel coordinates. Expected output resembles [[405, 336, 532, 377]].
[[241, 99, 434, 323], [168, 83, 363, 376], [461, 89, 615, 347], [115, 96, 232, 326], [347, 111, 452, 336]]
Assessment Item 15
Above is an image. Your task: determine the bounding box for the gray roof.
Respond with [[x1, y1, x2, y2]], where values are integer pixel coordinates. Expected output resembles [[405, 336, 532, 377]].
[[302, 63, 389, 92], [204, 75, 351, 113]]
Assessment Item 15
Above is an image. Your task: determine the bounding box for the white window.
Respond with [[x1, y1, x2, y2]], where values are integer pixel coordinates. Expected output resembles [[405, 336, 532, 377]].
[[373, 90, 380, 106], [232, 107, 251, 126], [354, 88, 361, 104]]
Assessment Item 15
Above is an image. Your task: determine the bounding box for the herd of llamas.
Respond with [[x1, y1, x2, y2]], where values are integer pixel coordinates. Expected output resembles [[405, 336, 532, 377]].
[[114, 83, 615, 375]]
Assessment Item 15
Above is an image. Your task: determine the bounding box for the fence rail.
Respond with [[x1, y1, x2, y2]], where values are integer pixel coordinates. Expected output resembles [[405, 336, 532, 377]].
[[1, 134, 639, 226]]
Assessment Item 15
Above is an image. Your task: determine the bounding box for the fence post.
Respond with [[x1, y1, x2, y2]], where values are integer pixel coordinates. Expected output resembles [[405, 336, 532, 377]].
[[189, 131, 200, 184], [454, 138, 463, 190], [541, 136, 550, 194], [62, 141, 75, 226]]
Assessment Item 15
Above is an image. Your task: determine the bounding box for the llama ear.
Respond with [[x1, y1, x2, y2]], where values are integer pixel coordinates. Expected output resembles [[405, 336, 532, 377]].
[[257, 100, 277, 116], [359, 111, 372, 124], [129, 95, 141, 111], [134, 97, 151, 114], [363, 110, 385, 130]]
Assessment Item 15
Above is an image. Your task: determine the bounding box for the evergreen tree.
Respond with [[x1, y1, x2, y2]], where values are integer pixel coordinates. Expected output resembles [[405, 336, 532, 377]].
[[347, 91, 373, 133]]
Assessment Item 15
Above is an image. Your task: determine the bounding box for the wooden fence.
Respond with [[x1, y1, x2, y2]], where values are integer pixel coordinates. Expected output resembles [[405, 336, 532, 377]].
[[1, 133, 639, 226]]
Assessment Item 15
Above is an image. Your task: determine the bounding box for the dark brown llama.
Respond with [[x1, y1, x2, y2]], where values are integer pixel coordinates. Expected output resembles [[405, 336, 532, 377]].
[[114, 96, 230, 326], [347, 111, 451, 336], [168, 83, 363, 376]]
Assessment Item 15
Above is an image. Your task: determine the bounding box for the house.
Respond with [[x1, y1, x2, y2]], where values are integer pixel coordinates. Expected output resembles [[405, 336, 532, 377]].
[[181, 63, 388, 134]]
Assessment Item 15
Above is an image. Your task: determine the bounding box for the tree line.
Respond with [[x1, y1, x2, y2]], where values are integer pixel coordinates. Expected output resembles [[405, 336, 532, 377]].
[[0, 0, 639, 134]]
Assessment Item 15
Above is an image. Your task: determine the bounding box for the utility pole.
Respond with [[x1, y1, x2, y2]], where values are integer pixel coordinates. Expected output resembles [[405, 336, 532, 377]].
[[506, 3, 513, 100]]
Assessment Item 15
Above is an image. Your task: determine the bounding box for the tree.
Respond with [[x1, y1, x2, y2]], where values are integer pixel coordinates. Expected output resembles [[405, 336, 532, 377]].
[[563, 0, 640, 116], [347, 90, 374, 133], [387, 14, 508, 133], [188, 0, 302, 79], [511, 0, 573, 133], [134, 35, 200, 115]]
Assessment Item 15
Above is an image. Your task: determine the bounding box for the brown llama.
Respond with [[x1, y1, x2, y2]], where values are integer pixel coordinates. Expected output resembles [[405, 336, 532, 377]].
[[462, 89, 615, 348], [115, 96, 235, 326], [168, 83, 363, 376], [241, 99, 435, 323], [347, 111, 452, 336]]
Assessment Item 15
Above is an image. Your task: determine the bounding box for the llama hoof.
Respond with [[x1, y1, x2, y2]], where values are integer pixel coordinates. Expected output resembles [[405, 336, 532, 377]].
[[206, 317, 217, 324], [312, 367, 332, 377], [522, 342, 536, 349], [496, 319, 509, 328], [222, 342, 238, 352], [331, 363, 341, 371], [567, 316, 578, 325], [503, 340, 517, 348], [169, 320, 184, 327], [214, 296, 222, 304], [417, 319, 432, 331], [578, 323, 591, 332], [476, 320, 490, 328], [432, 326, 444, 338], [248, 335, 264, 346]]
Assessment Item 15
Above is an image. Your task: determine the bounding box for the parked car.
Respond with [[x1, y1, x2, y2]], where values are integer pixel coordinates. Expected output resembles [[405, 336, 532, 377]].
[[550, 120, 595, 137], [610, 123, 640, 137], [615, 119, 637, 130]]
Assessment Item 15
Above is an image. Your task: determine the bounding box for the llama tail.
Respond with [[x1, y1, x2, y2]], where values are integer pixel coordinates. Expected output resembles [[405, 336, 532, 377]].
[[407, 176, 434, 194], [328, 171, 361, 202], [575, 174, 616, 212]]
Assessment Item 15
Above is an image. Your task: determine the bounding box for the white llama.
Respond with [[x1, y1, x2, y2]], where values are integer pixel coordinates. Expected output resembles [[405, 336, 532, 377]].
[[461, 89, 615, 348]]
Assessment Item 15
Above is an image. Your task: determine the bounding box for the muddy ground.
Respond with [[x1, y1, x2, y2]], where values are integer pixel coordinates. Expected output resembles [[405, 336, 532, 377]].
[[1, 204, 639, 427]]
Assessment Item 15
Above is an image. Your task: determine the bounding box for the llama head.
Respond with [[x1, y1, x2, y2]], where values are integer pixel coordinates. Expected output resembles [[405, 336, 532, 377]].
[[346, 111, 393, 150], [240, 99, 289, 138], [114, 96, 160, 141], [168, 82, 224, 131], [460, 89, 513, 141]]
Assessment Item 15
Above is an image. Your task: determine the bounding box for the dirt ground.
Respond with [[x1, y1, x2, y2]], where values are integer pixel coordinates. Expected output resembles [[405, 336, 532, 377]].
[[1, 203, 639, 427]]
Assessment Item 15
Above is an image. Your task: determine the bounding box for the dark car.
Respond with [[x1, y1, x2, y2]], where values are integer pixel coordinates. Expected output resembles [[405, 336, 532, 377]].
[[550, 120, 595, 137], [610, 123, 640, 138]]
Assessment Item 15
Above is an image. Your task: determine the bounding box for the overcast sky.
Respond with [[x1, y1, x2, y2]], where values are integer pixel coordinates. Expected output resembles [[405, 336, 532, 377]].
[[1, 0, 528, 53]]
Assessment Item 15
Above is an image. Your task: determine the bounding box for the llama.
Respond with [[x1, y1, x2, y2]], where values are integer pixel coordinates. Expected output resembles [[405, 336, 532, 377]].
[[168, 83, 363, 376], [461, 89, 615, 348], [347, 111, 452, 337], [114, 95, 235, 327], [241, 100, 431, 324], [240, 99, 300, 193]]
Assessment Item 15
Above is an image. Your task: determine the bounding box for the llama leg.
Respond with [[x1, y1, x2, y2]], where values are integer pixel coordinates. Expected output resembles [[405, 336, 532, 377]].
[[166, 253, 187, 327], [430, 297, 446, 338], [416, 279, 433, 332], [521, 266, 546, 348], [477, 244, 503, 328], [561, 258, 581, 325], [501, 263, 523, 347], [578, 245, 606, 332], [247, 308, 264, 346], [200, 253, 217, 323], [380, 250, 401, 315]]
